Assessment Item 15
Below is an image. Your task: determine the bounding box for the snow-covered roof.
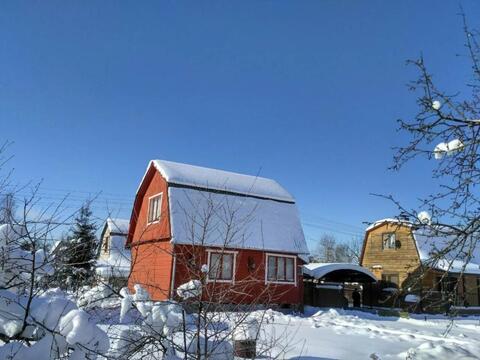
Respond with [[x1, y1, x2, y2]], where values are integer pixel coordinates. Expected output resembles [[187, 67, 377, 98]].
[[413, 228, 480, 275], [365, 218, 412, 232], [96, 235, 131, 278], [303, 263, 377, 281], [168, 186, 308, 255], [366, 219, 480, 275], [105, 218, 129, 235], [148, 160, 295, 203]]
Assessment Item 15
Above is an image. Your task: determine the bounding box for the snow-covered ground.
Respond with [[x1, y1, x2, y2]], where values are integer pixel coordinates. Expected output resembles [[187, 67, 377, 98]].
[[278, 307, 480, 359], [91, 304, 480, 359]]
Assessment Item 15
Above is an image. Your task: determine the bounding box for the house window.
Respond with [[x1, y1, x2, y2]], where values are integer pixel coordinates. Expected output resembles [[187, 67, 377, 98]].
[[382, 233, 397, 250], [102, 236, 110, 253], [208, 252, 235, 281], [382, 273, 399, 287], [147, 193, 162, 224], [266, 255, 295, 283]]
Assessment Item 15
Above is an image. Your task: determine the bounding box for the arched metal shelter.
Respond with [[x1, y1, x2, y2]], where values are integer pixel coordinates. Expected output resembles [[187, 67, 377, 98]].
[[302, 263, 377, 308], [303, 263, 377, 283]]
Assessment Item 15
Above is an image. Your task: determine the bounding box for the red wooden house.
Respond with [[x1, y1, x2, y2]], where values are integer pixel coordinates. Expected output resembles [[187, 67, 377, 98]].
[[126, 160, 309, 306]]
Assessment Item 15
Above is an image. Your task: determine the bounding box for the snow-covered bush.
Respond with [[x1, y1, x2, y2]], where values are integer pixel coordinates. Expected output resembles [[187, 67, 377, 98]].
[[0, 221, 109, 358], [0, 224, 54, 289], [119, 284, 183, 335], [77, 283, 119, 309], [112, 284, 185, 358], [176, 279, 202, 300], [0, 289, 109, 359]]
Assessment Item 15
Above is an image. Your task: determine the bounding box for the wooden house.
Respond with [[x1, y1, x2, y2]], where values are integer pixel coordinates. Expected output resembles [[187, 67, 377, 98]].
[[126, 160, 309, 306], [96, 218, 131, 289], [360, 219, 480, 310]]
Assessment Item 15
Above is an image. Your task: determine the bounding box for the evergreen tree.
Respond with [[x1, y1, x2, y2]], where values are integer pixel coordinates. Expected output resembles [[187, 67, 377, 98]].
[[54, 202, 98, 289]]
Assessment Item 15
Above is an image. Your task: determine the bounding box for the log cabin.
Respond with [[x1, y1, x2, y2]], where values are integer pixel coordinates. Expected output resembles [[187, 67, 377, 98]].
[[126, 160, 309, 307], [360, 219, 480, 311]]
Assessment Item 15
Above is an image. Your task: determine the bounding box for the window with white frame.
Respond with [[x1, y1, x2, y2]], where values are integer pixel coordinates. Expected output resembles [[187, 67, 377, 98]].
[[147, 193, 162, 224], [208, 252, 235, 281], [266, 254, 295, 283]]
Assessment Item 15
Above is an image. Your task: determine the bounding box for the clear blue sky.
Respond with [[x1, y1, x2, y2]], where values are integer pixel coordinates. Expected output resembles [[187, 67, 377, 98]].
[[1, 1, 479, 249]]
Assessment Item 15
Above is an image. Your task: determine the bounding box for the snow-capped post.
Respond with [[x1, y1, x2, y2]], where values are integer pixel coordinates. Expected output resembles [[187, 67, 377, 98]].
[[232, 318, 259, 358]]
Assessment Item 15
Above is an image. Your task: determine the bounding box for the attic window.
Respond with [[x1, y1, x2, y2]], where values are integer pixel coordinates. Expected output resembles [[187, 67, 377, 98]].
[[382, 233, 397, 250], [147, 193, 162, 224]]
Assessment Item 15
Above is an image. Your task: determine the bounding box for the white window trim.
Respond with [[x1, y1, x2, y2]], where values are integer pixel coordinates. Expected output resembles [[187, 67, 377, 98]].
[[206, 249, 238, 284], [265, 253, 297, 286], [147, 192, 163, 225]]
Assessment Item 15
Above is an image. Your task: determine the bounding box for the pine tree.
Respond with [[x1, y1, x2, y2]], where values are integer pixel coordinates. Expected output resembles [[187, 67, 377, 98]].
[[55, 202, 98, 289]]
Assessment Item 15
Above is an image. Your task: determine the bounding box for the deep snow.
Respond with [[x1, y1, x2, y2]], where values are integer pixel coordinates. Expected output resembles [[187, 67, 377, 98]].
[[93, 303, 480, 359]]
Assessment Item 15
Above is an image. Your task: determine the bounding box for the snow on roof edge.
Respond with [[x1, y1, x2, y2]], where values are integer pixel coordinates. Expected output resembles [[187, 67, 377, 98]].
[[106, 218, 129, 234], [365, 218, 413, 232], [303, 262, 377, 281], [412, 228, 480, 275], [136, 159, 295, 203]]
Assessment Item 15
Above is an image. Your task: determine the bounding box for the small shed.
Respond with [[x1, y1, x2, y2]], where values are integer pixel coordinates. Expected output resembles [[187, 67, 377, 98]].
[[303, 263, 377, 308]]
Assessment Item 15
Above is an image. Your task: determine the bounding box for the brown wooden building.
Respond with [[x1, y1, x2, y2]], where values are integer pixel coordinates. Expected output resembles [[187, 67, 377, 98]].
[[126, 160, 309, 306], [360, 219, 480, 310]]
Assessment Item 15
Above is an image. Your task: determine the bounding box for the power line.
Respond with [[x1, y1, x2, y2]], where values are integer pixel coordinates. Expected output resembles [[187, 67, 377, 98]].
[[300, 213, 365, 232], [2, 184, 135, 199], [302, 221, 364, 237]]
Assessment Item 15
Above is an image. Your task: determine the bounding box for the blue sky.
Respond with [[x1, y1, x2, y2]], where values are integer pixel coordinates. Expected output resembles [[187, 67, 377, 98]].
[[1, 1, 479, 249]]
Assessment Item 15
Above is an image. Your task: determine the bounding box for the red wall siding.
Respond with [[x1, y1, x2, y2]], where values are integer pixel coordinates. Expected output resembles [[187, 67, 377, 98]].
[[128, 165, 173, 300], [173, 244, 303, 305], [130, 166, 171, 244], [129, 241, 173, 300]]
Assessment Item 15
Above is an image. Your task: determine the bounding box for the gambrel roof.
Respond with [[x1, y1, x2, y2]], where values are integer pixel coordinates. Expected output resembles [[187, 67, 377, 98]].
[[364, 219, 480, 275], [136, 160, 308, 256]]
